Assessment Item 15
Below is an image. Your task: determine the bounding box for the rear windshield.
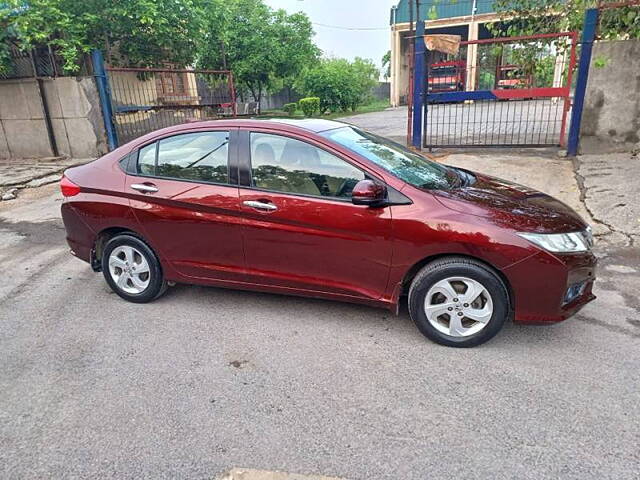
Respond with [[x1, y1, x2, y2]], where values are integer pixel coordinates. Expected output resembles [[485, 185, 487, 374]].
[[321, 127, 460, 190]]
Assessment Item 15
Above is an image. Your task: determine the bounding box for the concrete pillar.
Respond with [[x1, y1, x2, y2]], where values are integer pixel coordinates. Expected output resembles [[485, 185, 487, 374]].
[[465, 21, 479, 91], [390, 28, 402, 107], [390, 28, 397, 107]]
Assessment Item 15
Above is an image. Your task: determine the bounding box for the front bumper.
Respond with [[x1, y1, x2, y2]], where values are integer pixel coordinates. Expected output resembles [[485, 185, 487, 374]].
[[502, 249, 597, 324]]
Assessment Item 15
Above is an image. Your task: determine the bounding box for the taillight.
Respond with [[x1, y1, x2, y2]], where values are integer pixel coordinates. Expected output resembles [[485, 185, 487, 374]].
[[60, 175, 81, 197]]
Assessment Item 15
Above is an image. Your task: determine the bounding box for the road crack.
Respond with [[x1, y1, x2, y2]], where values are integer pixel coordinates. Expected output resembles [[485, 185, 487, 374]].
[[571, 156, 634, 247]]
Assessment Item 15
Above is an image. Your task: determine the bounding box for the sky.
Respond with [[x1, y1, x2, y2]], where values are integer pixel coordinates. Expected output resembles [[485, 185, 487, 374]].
[[264, 0, 398, 68]]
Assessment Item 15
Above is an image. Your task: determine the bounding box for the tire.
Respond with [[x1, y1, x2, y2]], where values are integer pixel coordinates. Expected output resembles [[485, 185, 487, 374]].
[[101, 233, 167, 303], [408, 256, 510, 347]]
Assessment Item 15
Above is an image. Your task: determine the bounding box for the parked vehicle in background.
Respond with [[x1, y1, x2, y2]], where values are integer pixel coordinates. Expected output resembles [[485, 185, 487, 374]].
[[427, 60, 466, 93], [496, 65, 533, 89], [60, 118, 596, 348]]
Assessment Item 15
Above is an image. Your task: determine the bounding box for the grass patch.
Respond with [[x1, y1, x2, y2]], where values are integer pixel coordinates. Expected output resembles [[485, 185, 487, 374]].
[[258, 99, 390, 121]]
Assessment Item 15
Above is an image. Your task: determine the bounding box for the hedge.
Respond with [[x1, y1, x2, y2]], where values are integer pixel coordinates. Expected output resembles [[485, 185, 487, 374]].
[[298, 97, 320, 117]]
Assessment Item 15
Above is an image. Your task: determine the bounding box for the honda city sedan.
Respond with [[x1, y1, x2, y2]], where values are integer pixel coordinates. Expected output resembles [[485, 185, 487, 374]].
[[60, 119, 596, 347]]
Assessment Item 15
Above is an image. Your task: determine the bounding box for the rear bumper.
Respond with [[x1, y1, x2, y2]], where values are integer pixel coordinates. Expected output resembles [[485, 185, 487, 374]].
[[61, 202, 96, 264], [502, 250, 597, 324]]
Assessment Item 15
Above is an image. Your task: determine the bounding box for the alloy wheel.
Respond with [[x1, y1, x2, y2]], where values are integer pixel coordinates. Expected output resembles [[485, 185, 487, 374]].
[[424, 276, 494, 337], [108, 245, 151, 294]]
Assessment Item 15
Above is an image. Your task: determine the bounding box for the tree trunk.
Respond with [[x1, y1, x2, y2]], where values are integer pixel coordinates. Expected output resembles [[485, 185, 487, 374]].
[[256, 84, 263, 114], [105, 35, 111, 64], [247, 82, 260, 114], [220, 41, 227, 70]]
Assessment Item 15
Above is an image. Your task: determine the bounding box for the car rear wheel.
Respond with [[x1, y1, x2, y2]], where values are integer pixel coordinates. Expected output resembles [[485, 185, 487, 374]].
[[101, 234, 167, 303], [408, 257, 509, 347]]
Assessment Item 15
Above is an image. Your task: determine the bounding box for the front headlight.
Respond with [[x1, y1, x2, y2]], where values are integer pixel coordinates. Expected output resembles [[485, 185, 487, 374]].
[[517, 230, 592, 253]]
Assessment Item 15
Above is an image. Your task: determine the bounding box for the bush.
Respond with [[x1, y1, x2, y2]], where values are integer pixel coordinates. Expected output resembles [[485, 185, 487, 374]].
[[282, 102, 298, 116], [298, 97, 320, 117], [297, 57, 378, 113]]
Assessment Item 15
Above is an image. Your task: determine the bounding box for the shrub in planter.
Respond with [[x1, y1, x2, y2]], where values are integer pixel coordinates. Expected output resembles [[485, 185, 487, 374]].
[[298, 97, 320, 117], [282, 102, 298, 116]]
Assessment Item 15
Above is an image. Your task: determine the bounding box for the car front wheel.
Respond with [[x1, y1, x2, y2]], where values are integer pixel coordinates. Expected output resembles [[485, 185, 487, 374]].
[[408, 257, 510, 347], [101, 234, 167, 303]]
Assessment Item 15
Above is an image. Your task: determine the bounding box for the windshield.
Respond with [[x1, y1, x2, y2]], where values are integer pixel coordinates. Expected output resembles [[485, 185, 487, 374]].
[[321, 126, 460, 190]]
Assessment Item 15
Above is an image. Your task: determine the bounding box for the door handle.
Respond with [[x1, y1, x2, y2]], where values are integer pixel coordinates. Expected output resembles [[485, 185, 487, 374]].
[[131, 183, 158, 193], [243, 200, 277, 211]]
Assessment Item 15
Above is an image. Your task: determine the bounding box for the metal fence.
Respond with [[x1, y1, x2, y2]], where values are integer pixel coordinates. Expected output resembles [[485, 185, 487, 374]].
[[423, 32, 578, 148], [0, 41, 92, 79], [105, 67, 236, 145]]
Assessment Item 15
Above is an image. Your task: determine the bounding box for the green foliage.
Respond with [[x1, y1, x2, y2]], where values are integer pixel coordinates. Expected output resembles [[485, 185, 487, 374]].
[[1, 0, 389, 118], [491, 0, 640, 40], [2, 0, 207, 73], [0, 26, 13, 74], [298, 57, 379, 113], [1, 0, 319, 82], [382, 50, 391, 80], [197, 0, 319, 110], [478, 71, 496, 90], [532, 55, 556, 87], [298, 97, 320, 117], [488, 1, 638, 89], [593, 56, 609, 68], [282, 102, 298, 116]]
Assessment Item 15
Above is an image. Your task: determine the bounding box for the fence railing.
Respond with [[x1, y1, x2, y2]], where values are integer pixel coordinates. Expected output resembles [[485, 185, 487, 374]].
[[0, 42, 92, 80], [105, 66, 236, 146], [422, 32, 578, 148]]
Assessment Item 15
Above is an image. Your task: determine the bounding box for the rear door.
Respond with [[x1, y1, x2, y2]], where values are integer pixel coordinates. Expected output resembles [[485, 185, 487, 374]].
[[237, 129, 393, 301], [124, 128, 246, 283]]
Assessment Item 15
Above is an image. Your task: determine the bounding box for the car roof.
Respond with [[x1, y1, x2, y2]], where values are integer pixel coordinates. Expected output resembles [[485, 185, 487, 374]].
[[178, 117, 348, 134], [124, 118, 351, 150], [260, 118, 348, 132]]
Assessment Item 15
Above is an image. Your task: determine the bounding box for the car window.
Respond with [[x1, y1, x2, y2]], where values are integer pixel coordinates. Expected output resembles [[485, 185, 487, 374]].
[[138, 143, 156, 176], [250, 132, 365, 198], [321, 126, 460, 190], [137, 131, 229, 183]]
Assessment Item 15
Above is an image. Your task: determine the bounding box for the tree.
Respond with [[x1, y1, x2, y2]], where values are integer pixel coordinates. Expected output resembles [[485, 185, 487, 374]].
[[297, 57, 379, 113], [1, 0, 207, 73], [491, 0, 640, 40], [198, 0, 319, 110], [382, 50, 391, 80], [484, 0, 638, 89]]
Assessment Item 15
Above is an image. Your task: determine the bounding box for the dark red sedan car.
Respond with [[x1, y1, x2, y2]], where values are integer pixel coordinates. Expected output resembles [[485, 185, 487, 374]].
[[61, 119, 596, 347]]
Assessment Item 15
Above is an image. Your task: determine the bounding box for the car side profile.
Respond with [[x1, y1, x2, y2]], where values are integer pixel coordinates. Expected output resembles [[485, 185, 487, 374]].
[[60, 118, 596, 347]]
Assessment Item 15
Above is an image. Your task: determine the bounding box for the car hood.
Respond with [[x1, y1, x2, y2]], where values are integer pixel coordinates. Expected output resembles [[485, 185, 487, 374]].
[[432, 172, 587, 233]]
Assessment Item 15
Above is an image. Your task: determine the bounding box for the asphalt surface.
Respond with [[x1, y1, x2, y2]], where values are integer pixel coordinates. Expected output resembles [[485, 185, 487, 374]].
[[1, 183, 639, 480], [340, 99, 565, 147]]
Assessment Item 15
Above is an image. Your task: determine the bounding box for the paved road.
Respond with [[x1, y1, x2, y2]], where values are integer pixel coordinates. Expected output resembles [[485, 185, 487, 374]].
[[341, 99, 565, 147], [1, 180, 639, 479]]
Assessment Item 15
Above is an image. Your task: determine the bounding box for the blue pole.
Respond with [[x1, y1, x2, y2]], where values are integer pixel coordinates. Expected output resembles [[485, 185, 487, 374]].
[[91, 49, 118, 150], [567, 8, 598, 156], [412, 19, 426, 149]]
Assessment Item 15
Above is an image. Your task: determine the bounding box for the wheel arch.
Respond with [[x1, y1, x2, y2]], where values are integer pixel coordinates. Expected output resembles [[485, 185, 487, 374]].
[[91, 226, 148, 271], [401, 253, 515, 313]]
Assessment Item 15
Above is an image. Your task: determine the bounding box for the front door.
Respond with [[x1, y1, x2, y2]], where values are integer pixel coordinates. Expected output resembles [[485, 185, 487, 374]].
[[125, 128, 246, 283], [238, 129, 393, 301]]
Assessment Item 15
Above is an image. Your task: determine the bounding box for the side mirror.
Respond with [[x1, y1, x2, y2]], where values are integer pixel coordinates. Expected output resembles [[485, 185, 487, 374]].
[[352, 179, 387, 207]]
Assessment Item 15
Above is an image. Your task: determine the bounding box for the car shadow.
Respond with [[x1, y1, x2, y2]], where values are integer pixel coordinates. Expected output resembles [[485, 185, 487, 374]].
[[157, 282, 575, 349]]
